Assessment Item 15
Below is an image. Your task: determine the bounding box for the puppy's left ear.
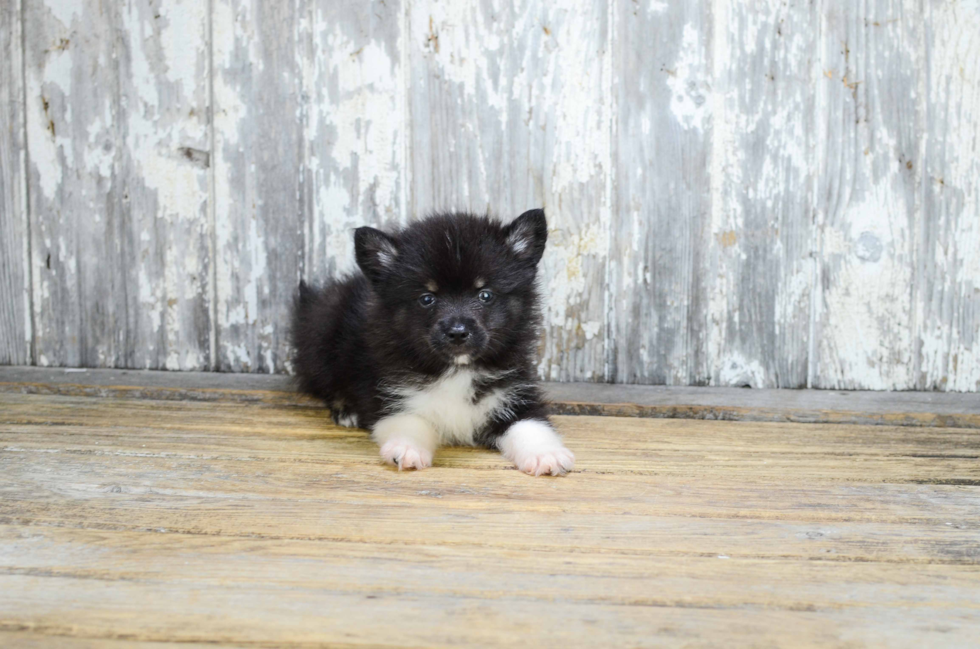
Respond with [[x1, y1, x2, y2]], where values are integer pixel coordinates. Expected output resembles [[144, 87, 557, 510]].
[[354, 227, 399, 282], [504, 208, 548, 266]]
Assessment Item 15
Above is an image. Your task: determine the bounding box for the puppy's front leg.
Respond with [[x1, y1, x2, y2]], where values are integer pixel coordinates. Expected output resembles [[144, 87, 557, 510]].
[[373, 413, 438, 470], [498, 419, 575, 477]]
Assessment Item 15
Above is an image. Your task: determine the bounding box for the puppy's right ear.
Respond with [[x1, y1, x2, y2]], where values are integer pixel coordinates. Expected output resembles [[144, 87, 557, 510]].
[[504, 208, 548, 266], [354, 227, 399, 282]]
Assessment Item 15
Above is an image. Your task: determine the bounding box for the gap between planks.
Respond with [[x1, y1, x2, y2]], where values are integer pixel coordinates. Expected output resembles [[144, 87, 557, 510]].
[[1, 367, 979, 428]]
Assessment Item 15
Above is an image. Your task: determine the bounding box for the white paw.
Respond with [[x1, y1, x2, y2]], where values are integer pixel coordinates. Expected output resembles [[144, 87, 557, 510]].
[[513, 446, 575, 476], [379, 439, 433, 471], [337, 413, 359, 428], [498, 419, 575, 477]]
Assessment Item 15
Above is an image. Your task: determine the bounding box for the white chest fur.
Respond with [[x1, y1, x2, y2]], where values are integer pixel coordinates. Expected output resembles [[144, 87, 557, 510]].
[[390, 369, 511, 446]]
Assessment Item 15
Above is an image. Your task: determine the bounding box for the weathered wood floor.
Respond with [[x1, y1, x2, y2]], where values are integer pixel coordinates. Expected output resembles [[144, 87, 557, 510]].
[[1, 387, 979, 647]]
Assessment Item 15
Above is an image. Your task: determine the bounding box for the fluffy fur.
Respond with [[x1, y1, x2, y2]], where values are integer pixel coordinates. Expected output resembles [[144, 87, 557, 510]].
[[291, 209, 574, 476]]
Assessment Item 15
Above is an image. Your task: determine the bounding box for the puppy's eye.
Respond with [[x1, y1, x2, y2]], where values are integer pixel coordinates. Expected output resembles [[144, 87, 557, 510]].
[[418, 293, 436, 307], [477, 289, 494, 304]]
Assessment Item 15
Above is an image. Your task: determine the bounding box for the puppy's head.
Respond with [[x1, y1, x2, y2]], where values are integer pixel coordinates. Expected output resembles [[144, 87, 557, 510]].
[[354, 209, 547, 368]]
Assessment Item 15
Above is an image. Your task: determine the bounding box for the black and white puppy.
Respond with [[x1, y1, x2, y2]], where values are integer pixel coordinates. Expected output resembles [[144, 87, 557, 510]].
[[291, 209, 574, 476]]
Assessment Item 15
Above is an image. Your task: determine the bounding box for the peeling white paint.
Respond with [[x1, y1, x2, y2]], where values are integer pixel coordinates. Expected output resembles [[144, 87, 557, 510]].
[[717, 351, 766, 388], [581, 321, 601, 341], [44, 0, 77, 28], [667, 24, 709, 132], [83, 116, 113, 181], [414, 2, 507, 114], [221, 341, 251, 369], [158, 0, 207, 98], [706, 0, 734, 385], [305, 6, 402, 284], [818, 175, 916, 389], [540, 218, 608, 380], [27, 45, 73, 201]]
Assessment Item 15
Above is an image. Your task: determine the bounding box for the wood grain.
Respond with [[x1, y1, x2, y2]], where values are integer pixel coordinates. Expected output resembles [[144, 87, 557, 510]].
[[23, 0, 109, 368], [811, 0, 923, 390], [211, 0, 305, 373], [0, 633, 226, 649], [706, 0, 818, 388], [1, 392, 979, 646], [916, 0, 980, 392], [0, 0, 30, 366], [302, 0, 406, 283], [3, 393, 979, 485], [23, 0, 212, 371], [609, 0, 711, 385]]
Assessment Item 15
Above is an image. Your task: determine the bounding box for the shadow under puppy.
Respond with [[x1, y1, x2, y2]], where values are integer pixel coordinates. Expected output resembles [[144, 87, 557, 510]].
[[291, 209, 575, 476]]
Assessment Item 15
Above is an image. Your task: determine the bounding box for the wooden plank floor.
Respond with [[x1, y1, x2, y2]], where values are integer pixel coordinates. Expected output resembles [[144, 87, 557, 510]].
[[1, 391, 979, 647]]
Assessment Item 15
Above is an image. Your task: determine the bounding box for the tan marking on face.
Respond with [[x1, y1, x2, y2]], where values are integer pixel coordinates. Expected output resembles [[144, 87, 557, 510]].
[[425, 280, 438, 292], [474, 277, 486, 289]]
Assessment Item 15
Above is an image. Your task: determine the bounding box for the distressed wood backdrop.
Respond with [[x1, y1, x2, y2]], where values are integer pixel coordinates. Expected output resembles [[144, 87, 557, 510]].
[[1, 0, 978, 390]]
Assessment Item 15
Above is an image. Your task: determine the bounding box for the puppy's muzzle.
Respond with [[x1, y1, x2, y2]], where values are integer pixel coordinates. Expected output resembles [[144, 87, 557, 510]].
[[442, 320, 472, 346]]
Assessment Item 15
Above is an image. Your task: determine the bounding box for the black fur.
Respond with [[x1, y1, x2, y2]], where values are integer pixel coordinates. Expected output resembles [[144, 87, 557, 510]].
[[291, 210, 550, 448]]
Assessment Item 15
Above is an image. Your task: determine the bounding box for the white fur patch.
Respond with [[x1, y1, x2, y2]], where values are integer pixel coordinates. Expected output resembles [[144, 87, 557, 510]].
[[474, 277, 486, 289], [507, 234, 529, 255], [498, 419, 575, 476], [385, 369, 513, 446], [373, 235, 398, 268], [373, 413, 438, 470], [426, 280, 438, 292], [454, 354, 471, 365], [377, 249, 396, 267]]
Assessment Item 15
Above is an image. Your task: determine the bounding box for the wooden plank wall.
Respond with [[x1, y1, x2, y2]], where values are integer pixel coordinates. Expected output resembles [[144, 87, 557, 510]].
[[0, 0, 978, 391], [21, 0, 212, 370], [0, 0, 30, 365]]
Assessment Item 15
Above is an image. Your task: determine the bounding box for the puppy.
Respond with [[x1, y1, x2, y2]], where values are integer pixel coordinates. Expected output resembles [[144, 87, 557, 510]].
[[291, 209, 574, 476]]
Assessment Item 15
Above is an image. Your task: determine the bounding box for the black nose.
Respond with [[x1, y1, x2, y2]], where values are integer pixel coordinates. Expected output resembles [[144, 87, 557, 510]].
[[446, 322, 471, 345]]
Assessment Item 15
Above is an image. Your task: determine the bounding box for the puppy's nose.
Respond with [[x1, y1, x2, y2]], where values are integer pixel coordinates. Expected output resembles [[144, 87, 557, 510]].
[[446, 322, 471, 345]]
